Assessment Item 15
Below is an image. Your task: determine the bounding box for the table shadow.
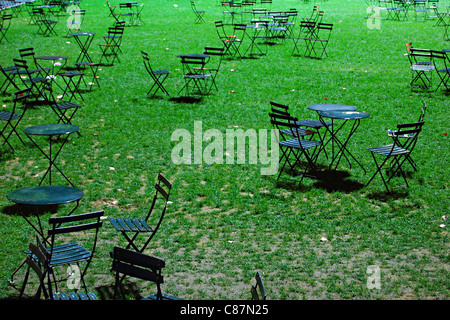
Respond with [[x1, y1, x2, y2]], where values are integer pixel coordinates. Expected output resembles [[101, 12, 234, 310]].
[[2, 203, 60, 217], [169, 96, 202, 104], [273, 167, 365, 193], [312, 169, 365, 193]]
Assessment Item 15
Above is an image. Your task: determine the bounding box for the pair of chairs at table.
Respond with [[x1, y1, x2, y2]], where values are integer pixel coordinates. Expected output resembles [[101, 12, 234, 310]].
[[269, 101, 426, 193], [18, 171, 268, 301], [19, 173, 179, 300], [142, 46, 225, 98]]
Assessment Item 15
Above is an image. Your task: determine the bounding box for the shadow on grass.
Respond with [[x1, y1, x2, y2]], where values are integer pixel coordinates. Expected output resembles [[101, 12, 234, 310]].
[[274, 167, 365, 193], [169, 96, 203, 104], [365, 190, 410, 202], [312, 169, 365, 193], [1, 203, 60, 218], [96, 282, 145, 300]]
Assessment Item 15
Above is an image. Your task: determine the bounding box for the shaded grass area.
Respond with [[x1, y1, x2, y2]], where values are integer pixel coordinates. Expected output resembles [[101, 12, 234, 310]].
[[0, 0, 448, 300]]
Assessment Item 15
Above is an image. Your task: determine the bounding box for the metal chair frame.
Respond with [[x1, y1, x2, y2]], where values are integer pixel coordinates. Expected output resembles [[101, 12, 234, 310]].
[[109, 173, 172, 253], [141, 50, 171, 97]]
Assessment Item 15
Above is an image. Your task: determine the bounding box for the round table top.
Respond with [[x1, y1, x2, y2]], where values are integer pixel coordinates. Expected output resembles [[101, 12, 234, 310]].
[[177, 54, 209, 59], [70, 32, 96, 36], [35, 56, 69, 61], [24, 124, 79, 136], [7, 185, 84, 206], [319, 110, 370, 120], [307, 104, 357, 112]]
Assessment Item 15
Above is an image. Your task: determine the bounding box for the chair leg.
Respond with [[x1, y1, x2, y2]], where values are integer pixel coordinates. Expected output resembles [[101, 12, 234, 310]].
[[366, 152, 391, 192]]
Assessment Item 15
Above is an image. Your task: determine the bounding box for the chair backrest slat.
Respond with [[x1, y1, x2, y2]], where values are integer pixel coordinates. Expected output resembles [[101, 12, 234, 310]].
[[112, 247, 165, 284]]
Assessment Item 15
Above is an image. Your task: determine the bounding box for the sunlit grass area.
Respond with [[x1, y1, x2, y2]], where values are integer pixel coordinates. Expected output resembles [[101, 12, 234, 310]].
[[0, 0, 448, 300]]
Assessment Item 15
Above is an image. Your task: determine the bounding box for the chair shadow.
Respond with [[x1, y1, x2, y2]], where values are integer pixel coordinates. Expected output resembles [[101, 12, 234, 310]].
[[95, 282, 144, 300]]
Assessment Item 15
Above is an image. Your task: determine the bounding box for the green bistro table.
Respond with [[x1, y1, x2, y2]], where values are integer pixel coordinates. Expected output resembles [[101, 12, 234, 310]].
[[318, 110, 370, 173], [70, 32, 96, 63], [307, 104, 358, 162], [24, 124, 79, 187], [7, 185, 84, 283]]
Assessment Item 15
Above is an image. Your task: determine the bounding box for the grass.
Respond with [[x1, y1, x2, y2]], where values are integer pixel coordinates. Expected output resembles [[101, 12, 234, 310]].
[[0, 0, 449, 300]]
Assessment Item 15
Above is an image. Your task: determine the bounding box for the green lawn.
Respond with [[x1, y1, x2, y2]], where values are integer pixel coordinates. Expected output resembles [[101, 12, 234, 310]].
[[0, 0, 448, 300]]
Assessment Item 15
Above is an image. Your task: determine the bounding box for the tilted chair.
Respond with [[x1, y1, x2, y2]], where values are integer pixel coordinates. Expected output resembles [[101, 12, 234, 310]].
[[251, 272, 267, 300], [109, 173, 172, 253], [0, 13, 12, 44], [111, 246, 181, 300], [190, 1, 205, 23], [0, 88, 32, 152], [107, 0, 124, 25], [141, 50, 171, 97], [366, 121, 425, 192], [0, 62, 21, 94]]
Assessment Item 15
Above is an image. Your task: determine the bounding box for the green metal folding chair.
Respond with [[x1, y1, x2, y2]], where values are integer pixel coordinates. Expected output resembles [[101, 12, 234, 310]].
[[109, 173, 172, 253]]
